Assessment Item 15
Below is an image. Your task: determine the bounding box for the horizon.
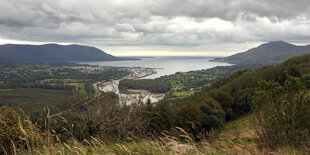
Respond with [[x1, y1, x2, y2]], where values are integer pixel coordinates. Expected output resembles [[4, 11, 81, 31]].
[[0, 38, 249, 56], [0, 40, 309, 57]]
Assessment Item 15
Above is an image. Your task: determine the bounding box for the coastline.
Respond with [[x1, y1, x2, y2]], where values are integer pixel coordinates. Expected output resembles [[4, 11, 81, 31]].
[[94, 67, 165, 104]]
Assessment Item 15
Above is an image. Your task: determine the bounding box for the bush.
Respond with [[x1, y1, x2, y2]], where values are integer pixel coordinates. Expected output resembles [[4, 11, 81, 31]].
[[253, 77, 310, 149], [209, 89, 234, 120], [0, 106, 41, 154], [47, 93, 154, 142]]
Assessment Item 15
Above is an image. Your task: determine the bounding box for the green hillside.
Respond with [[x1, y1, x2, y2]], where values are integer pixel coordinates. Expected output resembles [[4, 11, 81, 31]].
[[150, 54, 310, 151], [154, 53, 310, 132]]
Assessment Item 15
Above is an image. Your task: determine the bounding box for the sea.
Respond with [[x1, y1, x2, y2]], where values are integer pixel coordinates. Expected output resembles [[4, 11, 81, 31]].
[[77, 56, 232, 79]]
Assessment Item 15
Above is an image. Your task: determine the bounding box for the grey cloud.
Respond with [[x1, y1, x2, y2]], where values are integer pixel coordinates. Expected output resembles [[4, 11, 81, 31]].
[[0, 0, 310, 54], [151, 0, 310, 20], [115, 23, 136, 32]]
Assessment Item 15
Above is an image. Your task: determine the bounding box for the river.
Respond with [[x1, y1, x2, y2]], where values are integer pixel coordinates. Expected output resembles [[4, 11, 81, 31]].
[[98, 79, 165, 104], [79, 56, 232, 104]]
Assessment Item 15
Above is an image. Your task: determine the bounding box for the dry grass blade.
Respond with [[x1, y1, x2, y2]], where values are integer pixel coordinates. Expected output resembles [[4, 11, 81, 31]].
[[73, 146, 86, 154], [10, 140, 17, 155], [91, 136, 105, 148]]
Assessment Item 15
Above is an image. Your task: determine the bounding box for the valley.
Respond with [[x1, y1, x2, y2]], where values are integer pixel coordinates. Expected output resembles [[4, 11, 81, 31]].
[[1, 42, 310, 154]]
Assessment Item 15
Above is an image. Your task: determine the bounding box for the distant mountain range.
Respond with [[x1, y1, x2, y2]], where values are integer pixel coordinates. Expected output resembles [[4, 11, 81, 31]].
[[215, 41, 310, 65], [0, 44, 126, 63]]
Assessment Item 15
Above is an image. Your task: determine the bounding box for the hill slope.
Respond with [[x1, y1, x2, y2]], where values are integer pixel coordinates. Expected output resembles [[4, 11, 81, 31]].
[[0, 44, 123, 62], [216, 41, 310, 65]]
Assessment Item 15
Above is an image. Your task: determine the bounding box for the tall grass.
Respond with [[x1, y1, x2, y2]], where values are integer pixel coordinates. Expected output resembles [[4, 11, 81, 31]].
[[11, 120, 202, 154], [2, 107, 308, 155], [0, 105, 202, 154]]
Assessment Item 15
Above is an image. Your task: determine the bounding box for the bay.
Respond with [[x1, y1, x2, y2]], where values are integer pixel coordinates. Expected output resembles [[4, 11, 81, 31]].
[[77, 56, 232, 79]]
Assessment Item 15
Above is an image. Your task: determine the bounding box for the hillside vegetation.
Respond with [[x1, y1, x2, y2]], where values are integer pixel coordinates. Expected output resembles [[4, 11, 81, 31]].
[[1, 54, 310, 154]]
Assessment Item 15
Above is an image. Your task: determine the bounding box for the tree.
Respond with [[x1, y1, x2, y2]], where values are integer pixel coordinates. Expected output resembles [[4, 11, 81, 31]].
[[210, 89, 234, 120]]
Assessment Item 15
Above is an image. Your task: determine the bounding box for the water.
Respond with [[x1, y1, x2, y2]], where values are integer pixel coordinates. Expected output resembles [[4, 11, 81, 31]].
[[79, 56, 232, 104], [78, 56, 232, 79], [98, 80, 165, 104]]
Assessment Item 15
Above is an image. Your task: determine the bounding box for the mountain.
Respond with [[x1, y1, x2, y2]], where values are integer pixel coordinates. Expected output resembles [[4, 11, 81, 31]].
[[0, 44, 124, 63], [215, 41, 310, 65]]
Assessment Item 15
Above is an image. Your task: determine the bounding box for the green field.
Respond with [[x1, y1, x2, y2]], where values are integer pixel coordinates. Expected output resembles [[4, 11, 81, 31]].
[[59, 72, 69, 75], [0, 88, 71, 115], [43, 79, 89, 83], [173, 91, 189, 97], [75, 85, 87, 94]]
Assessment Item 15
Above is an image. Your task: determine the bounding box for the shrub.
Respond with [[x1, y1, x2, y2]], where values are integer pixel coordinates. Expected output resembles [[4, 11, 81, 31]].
[[0, 106, 41, 154], [209, 89, 234, 120], [48, 93, 154, 143], [253, 77, 310, 149]]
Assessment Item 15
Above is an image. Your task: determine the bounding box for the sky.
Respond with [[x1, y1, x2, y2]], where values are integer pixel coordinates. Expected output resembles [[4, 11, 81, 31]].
[[0, 0, 310, 56]]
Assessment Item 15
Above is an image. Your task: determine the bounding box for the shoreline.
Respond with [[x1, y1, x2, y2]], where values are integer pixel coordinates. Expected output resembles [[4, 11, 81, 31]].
[[96, 67, 165, 104]]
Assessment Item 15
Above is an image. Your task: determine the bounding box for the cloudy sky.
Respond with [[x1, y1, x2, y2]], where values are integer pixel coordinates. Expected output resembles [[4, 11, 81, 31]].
[[0, 0, 310, 56]]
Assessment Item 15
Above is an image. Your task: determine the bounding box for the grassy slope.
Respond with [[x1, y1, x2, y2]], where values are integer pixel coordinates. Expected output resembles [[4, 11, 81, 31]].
[[198, 114, 305, 154], [201, 114, 256, 154], [213, 114, 254, 143]]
